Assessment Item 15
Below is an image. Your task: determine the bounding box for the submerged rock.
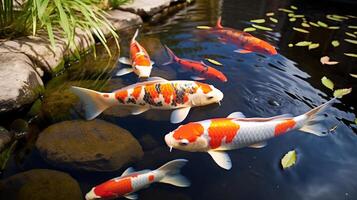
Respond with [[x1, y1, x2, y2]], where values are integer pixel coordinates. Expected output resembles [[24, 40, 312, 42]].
[[0, 169, 82, 200], [36, 120, 143, 171], [106, 10, 143, 33], [120, 0, 171, 17], [0, 52, 44, 113]]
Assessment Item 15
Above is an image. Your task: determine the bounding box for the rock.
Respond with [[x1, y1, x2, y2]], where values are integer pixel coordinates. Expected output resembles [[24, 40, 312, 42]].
[[119, 0, 171, 17], [0, 127, 13, 151], [10, 119, 29, 134], [36, 120, 143, 171], [106, 10, 143, 33], [0, 52, 44, 113], [0, 169, 82, 200]]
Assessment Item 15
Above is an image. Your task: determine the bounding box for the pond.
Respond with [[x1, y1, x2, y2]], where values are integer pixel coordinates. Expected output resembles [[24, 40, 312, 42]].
[[1, 0, 357, 199]]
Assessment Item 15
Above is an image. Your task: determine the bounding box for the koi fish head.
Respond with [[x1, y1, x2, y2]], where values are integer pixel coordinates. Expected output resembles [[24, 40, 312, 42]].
[[134, 65, 153, 78], [165, 122, 208, 152], [257, 41, 277, 55], [132, 52, 153, 78], [191, 82, 224, 106]]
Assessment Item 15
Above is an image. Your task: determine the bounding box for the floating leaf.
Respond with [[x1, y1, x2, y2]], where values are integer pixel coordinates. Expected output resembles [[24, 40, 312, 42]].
[[328, 26, 340, 30], [0, 141, 17, 170], [350, 74, 357, 78], [270, 17, 278, 23], [333, 88, 352, 98], [196, 26, 211, 30], [320, 56, 339, 65], [206, 58, 223, 66], [355, 118, 357, 125], [345, 39, 357, 45], [309, 22, 320, 27], [243, 27, 256, 32], [317, 21, 328, 28], [326, 15, 343, 22], [289, 18, 297, 22], [252, 24, 273, 31], [309, 43, 320, 50], [344, 53, 357, 58], [288, 43, 294, 47], [321, 76, 334, 90], [293, 15, 304, 18], [290, 5, 298, 10], [278, 8, 294, 13], [348, 25, 357, 29], [301, 22, 310, 27], [347, 15, 357, 19], [293, 27, 309, 33], [250, 19, 265, 23], [281, 150, 297, 169], [345, 32, 356, 38], [331, 40, 340, 47], [295, 41, 312, 46], [332, 15, 348, 20], [266, 12, 274, 16], [288, 13, 295, 17]]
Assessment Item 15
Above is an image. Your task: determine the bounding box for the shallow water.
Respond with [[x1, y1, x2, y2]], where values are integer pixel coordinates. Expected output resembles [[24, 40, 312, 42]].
[[2, 0, 357, 199]]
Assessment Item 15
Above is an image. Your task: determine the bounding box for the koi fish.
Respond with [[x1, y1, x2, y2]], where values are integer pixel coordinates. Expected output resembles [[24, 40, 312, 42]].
[[85, 159, 190, 200], [162, 45, 228, 82], [165, 99, 334, 170], [70, 77, 223, 124], [209, 17, 277, 55], [116, 29, 154, 78]]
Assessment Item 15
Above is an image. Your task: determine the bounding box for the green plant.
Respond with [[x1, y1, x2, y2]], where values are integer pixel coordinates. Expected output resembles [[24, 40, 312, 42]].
[[110, 0, 130, 8], [0, 0, 16, 36], [20, 0, 120, 57]]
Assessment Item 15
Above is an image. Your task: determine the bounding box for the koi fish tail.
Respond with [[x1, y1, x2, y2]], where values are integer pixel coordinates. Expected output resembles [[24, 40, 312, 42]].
[[155, 159, 191, 187], [298, 98, 336, 136], [162, 45, 178, 66], [70, 86, 114, 120], [131, 29, 139, 43], [216, 16, 223, 29]]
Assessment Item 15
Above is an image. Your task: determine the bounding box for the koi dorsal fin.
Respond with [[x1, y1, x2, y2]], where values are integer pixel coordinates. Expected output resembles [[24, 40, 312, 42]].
[[216, 17, 223, 29], [121, 167, 135, 176]]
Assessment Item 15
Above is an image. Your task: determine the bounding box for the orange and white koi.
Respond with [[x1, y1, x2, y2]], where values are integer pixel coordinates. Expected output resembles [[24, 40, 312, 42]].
[[163, 45, 228, 82], [208, 17, 277, 55], [117, 29, 154, 78], [70, 77, 223, 124], [85, 159, 190, 200], [165, 99, 334, 170]]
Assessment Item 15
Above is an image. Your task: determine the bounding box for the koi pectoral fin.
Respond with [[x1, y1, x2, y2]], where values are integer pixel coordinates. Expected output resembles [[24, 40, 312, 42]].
[[130, 107, 150, 115], [124, 193, 138, 200], [234, 49, 253, 54], [116, 68, 134, 76], [227, 112, 246, 118], [119, 57, 131, 65], [208, 151, 232, 170], [170, 107, 191, 124], [190, 76, 206, 81], [249, 142, 267, 148]]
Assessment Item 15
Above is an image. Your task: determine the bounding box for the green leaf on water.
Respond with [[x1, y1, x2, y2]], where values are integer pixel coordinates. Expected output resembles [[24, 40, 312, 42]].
[[278, 8, 294, 13], [293, 15, 304, 18], [345, 39, 357, 45], [293, 27, 310, 33], [196, 26, 212, 30], [270, 17, 278, 23], [243, 27, 256, 32], [301, 22, 310, 27], [344, 53, 357, 58], [288, 43, 294, 47], [288, 13, 295, 17], [348, 25, 357, 29], [289, 18, 297, 22], [250, 19, 265, 23], [295, 41, 312, 46], [317, 21, 328, 28], [345, 32, 356, 38], [333, 88, 352, 98], [309, 43, 320, 50], [321, 76, 334, 90], [290, 5, 298, 10], [309, 21, 320, 27], [252, 24, 273, 31], [332, 15, 348, 20], [266, 12, 275, 16], [281, 150, 297, 169], [326, 15, 343, 22], [0, 141, 17, 170], [328, 26, 340, 30], [332, 40, 340, 47], [350, 74, 357, 78], [206, 58, 223, 66]]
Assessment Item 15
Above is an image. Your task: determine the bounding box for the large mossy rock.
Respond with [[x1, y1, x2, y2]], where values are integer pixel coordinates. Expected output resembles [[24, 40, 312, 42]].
[[119, 0, 171, 17], [0, 169, 82, 200], [36, 120, 143, 171]]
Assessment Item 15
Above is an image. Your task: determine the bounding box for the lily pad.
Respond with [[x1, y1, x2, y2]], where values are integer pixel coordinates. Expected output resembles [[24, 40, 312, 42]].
[[293, 27, 309, 33], [252, 24, 273, 31], [295, 41, 312, 46], [270, 17, 278, 23], [281, 150, 297, 169], [250, 19, 265, 23], [206, 58, 223, 66], [309, 43, 320, 50], [345, 39, 357, 45], [331, 40, 340, 47], [321, 76, 334, 90], [243, 27, 256, 32], [344, 53, 357, 58], [333, 88, 352, 98]]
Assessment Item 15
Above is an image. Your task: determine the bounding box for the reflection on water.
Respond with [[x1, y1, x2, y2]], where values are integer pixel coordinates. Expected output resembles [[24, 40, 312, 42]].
[[2, 0, 357, 199]]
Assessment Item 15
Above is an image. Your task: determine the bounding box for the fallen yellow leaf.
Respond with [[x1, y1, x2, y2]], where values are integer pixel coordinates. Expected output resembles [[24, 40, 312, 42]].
[[206, 58, 223, 66], [281, 150, 297, 169], [321, 76, 334, 90], [293, 27, 309, 33], [334, 88, 352, 98], [243, 27, 256, 32], [196, 26, 212, 30], [252, 24, 273, 31]]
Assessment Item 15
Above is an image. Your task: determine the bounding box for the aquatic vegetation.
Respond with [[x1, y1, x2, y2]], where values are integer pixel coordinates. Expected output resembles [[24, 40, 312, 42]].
[[292, 27, 309, 33], [334, 88, 352, 98], [295, 41, 312, 46], [205, 58, 223, 66], [281, 150, 297, 169], [196, 25, 211, 30], [243, 27, 256, 32], [0, 141, 17, 172], [350, 74, 357, 78], [331, 40, 340, 47], [308, 43, 319, 50], [344, 39, 357, 45], [320, 56, 339, 65], [321, 76, 334, 90], [250, 19, 265, 23], [251, 24, 272, 31], [344, 53, 357, 58]]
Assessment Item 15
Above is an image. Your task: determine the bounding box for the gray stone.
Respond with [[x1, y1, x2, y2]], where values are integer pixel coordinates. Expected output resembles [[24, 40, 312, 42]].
[[36, 120, 143, 171], [106, 10, 143, 34], [0, 169, 82, 200], [119, 0, 171, 17], [0, 52, 44, 113]]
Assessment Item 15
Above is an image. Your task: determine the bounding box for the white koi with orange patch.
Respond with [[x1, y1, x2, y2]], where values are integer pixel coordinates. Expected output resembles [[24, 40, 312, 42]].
[[85, 159, 190, 200], [165, 99, 335, 170]]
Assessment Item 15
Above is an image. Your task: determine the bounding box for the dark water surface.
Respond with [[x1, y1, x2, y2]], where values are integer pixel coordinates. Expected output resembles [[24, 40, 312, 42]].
[[3, 0, 357, 199]]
